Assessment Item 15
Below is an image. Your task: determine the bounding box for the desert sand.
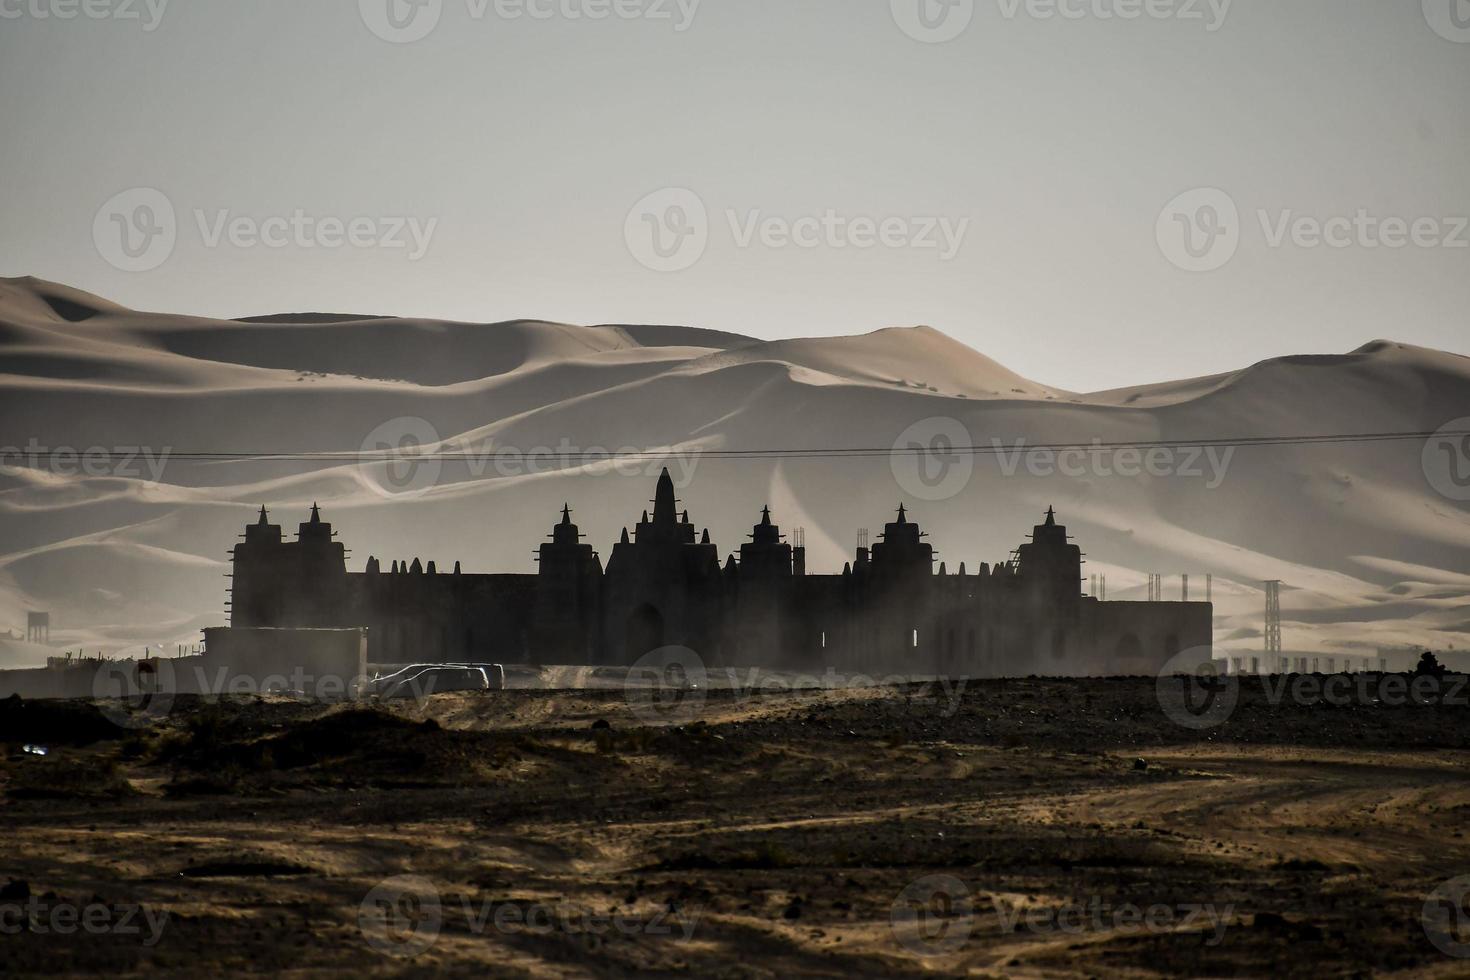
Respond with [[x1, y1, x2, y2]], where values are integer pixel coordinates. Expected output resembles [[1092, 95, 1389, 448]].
[[1, 276, 1468, 668]]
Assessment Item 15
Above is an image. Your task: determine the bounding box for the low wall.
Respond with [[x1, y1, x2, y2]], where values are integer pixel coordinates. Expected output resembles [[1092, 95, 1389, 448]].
[[201, 627, 368, 699], [0, 663, 98, 700], [1080, 600, 1215, 676], [0, 658, 213, 700]]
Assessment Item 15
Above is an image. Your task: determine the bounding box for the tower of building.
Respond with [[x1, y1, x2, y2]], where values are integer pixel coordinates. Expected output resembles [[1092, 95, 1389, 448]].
[[729, 505, 799, 663], [1014, 506, 1083, 612], [869, 504, 934, 586], [531, 504, 603, 662], [229, 504, 347, 629], [634, 468, 697, 546], [295, 504, 348, 625], [230, 506, 285, 627], [738, 506, 794, 581], [603, 468, 722, 662]]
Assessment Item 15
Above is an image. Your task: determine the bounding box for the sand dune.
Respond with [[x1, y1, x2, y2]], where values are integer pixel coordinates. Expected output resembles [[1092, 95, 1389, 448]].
[[677, 325, 1068, 400], [1, 276, 1466, 661]]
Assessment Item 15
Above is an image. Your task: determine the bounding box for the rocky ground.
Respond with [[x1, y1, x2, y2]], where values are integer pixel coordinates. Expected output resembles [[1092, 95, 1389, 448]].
[[2, 676, 1470, 977]]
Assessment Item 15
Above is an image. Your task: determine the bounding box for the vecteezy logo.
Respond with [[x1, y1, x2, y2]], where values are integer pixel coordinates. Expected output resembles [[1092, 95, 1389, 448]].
[[890, 874, 974, 955], [91, 657, 176, 729], [1155, 646, 1238, 731], [1424, 875, 1470, 958], [1156, 188, 1240, 272], [624, 188, 709, 273], [359, 417, 444, 498], [360, 875, 442, 959], [359, 0, 443, 43], [891, 417, 975, 502], [1423, 418, 1470, 502], [625, 645, 708, 724], [93, 188, 177, 273], [890, 0, 975, 43], [1423, 0, 1470, 43]]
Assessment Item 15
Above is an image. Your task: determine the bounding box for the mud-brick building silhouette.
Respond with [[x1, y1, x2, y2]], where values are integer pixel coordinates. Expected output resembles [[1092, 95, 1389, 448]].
[[228, 470, 1212, 675]]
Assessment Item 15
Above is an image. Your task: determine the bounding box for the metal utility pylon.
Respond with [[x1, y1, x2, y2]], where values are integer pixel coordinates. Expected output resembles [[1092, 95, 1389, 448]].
[[1264, 580, 1283, 658]]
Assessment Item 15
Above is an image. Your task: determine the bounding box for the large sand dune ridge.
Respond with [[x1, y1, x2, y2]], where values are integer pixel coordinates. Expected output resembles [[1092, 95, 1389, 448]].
[[1, 276, 1467, 665]]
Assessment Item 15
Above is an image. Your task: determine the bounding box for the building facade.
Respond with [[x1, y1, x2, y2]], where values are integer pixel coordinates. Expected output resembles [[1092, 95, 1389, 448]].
[[228, 470, 1212, 676]]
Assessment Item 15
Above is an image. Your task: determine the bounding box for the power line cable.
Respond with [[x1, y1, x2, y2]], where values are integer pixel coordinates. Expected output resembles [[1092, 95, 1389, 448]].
[[9, 427, 1463, 463]]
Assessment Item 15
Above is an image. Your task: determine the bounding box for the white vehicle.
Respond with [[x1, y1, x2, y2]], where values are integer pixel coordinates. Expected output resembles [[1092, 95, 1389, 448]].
[[368, 663, 506, 700]]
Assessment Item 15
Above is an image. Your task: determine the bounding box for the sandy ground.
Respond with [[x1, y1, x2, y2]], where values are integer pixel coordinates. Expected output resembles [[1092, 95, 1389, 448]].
[[3, 678, 1470, 977]]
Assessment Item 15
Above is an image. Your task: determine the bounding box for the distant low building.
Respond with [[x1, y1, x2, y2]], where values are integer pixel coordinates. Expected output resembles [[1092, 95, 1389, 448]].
[[227, 471, 1212, 676]]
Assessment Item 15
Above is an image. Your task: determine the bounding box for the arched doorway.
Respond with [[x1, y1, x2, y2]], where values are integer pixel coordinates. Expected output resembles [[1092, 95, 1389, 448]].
[[625, 604, 665, 660]]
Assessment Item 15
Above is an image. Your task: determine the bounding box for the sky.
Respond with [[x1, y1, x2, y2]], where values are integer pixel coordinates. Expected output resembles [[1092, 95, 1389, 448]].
[[1, 0, 1467, 392]]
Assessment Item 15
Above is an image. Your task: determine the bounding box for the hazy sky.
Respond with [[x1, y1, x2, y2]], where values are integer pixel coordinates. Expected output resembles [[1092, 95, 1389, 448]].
[[2, 0, 1467, 391]]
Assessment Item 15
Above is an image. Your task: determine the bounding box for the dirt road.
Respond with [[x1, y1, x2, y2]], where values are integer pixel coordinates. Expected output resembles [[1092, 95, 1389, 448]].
[[2, 678, 1469, 976]]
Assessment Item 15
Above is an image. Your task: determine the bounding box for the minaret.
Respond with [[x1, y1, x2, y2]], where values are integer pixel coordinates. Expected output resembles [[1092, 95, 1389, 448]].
[[532, 501, 602, 664], [1015, 505, 1083, 612], [653, 468, 677, 526], [869, 503, 931, 584], [552, 503, 581, 546], [635, 468, 692, 545], [298, 502, 333, 545], [739, 504, 793, 580], [232, 505, 284, 627], [245, 506, 281, 545], [753, 506, 779, 545]]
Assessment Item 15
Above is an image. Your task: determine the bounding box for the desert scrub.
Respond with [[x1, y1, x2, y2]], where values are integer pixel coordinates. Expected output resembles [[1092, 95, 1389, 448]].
[[5, 752, 136, 800]]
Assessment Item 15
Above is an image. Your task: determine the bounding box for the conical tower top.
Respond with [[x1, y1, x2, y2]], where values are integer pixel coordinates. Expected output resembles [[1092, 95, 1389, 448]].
[[653, 468, 677, 525]]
